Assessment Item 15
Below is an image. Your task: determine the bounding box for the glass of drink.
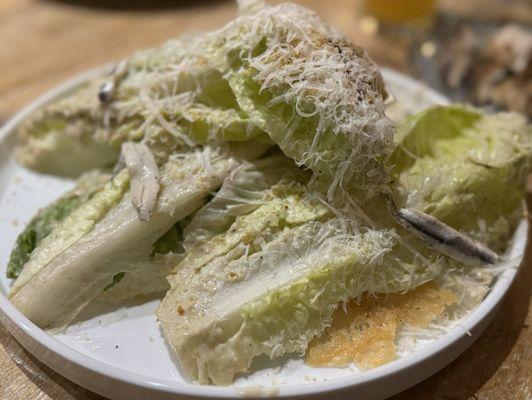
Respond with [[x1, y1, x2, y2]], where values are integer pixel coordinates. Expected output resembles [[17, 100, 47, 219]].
[[362, 0, 437, 32]]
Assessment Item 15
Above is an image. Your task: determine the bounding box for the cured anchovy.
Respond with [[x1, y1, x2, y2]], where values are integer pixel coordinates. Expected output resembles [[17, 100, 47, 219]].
[[98, 60, 128, 103], [122, 142, 160, 222], [393, 207, 499, 266]]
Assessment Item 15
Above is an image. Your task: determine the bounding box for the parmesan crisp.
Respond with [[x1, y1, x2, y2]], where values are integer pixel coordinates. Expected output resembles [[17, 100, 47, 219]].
[[306, 283, 457, 369]]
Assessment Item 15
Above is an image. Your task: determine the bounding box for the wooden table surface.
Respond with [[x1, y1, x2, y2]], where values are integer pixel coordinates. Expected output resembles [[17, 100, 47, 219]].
[[0, 1, 530, 399]]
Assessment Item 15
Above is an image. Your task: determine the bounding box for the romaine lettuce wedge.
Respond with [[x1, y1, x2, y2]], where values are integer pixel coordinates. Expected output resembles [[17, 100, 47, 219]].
[[158, 191, 445, 385], [159, 181, 438, 384], [9, 150, 237, 330], [7, 170, 184, 304], [208, 2, 394, 195], [392, 105, 531, 251], [160, 218, 395, 385], [159, 184, 335, 383], [17, 40, 270, 177]]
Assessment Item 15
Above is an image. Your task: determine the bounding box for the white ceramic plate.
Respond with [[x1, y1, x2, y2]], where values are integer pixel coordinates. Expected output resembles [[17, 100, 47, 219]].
[[0, 67, 527, 400]]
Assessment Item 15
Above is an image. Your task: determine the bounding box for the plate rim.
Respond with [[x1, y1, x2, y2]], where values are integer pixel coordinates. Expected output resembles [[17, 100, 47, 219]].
[[0, 66, 525, 399]]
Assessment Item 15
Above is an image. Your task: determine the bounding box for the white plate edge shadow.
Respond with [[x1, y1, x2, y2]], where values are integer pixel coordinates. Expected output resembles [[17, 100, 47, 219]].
[[0, 66, 527, 400]]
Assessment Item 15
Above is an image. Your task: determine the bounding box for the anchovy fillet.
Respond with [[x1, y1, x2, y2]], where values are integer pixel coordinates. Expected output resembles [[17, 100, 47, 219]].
[[393, 207, 499, 266]]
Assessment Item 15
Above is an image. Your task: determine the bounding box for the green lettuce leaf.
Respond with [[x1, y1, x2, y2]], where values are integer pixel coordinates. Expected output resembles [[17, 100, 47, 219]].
[[16, 39, 270, 177], [207, 2, 394, 195], [159, 183, 337, 384], [183, 153, 308, 249], [7, 172, 110, 279], [392, 105, 531, 250], [9, 150, 237, 330], [7, 196, 79, 280], [160, 219, 396, 384]]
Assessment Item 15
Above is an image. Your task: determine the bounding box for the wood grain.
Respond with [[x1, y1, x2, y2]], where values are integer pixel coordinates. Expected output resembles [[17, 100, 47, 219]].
[[0, 1, 530, 399]]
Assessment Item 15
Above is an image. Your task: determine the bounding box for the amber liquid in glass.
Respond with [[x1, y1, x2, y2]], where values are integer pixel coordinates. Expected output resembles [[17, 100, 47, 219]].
[[363, 0, 437, 28]]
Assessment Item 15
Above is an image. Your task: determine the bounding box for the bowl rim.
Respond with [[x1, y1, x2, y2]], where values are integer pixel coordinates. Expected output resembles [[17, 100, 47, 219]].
[[0, 65, 525, 399]]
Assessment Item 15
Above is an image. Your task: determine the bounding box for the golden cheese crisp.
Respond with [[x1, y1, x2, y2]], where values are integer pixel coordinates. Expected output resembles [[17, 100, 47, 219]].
[[306, 283, 458, 369]]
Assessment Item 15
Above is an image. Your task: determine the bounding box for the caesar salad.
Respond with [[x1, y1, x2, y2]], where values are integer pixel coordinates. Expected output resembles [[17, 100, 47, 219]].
[[6, 0, 531, 386]]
